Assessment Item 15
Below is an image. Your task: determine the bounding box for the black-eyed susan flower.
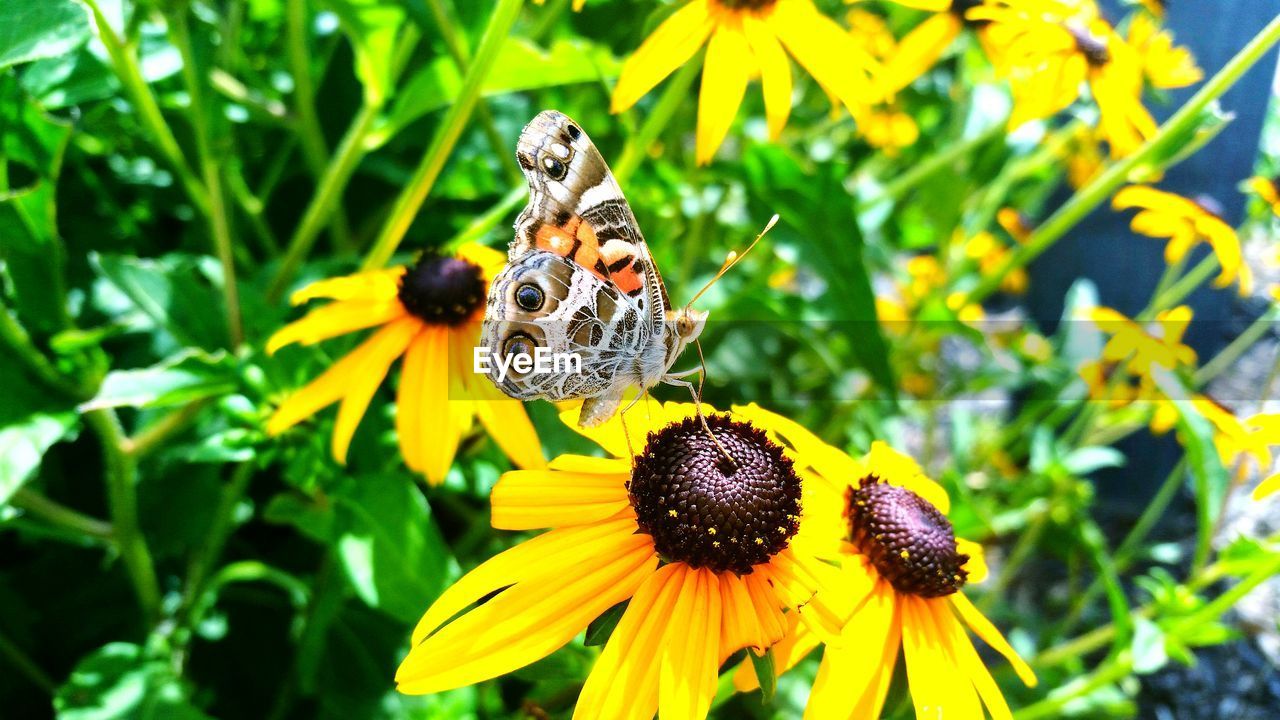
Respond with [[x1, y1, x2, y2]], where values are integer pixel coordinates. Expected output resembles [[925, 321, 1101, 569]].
[[1147, 396, 1280, 501], [971, 0, 1156, 157], [1126, 12, 1201, 89], [1112, 185, 1252, 293], [735, 439, 1036, 718], [844, 9, 920, 154], [395, 400, 843, 718], [266, 244, 544, 484], [1247, 175, 1280, 217], [1088, 305, 1196, 379], [997, 207, 1034, 243], [611, 0, 880, 164], [965, 230, 1028, 294]]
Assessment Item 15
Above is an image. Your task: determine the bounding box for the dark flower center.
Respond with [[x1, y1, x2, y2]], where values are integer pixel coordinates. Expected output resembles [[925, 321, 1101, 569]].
[[716, 0, 776, 11], [1067, 23, 1111, 67], [629, 414, 801, 575], [847, 476, 968, 598], [397, 252, 485, 326], [951, 0, 986, 22]]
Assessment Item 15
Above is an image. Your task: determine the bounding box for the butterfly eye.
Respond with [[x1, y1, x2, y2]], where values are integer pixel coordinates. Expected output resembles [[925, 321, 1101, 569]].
[[502, 333, 536, 369], [515, 283, 544, 311], [541, 154, 567, 181]]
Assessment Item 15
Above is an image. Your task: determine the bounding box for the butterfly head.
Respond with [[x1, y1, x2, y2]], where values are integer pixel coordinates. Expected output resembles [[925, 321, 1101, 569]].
[[671, 307, 709, 345]]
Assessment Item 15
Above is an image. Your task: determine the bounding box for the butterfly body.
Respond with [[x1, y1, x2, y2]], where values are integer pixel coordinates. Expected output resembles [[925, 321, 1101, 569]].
[[481, 110, 706, 427]]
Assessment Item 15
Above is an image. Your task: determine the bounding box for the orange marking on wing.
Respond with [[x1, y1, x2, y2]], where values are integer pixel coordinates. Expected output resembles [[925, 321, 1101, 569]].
[[600, 240, 643, 295]]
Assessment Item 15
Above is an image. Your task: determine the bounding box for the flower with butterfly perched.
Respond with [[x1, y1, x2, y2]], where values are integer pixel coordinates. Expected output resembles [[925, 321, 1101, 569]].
[[265, 244, 544, 484], [970, 0, 1156, 157], [735, 440, 1036, 719], [395, 399, 845, 719], [611, 0, 880, 164]]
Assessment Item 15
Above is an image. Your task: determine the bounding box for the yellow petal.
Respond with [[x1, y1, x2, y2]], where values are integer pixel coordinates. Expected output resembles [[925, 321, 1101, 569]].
[[397, 525, 656, 694], [266, 300, 406, 355], [697, 23, 752, 165], [548, 454, 631, 473], [396, 330, 428, 472], [558, 393, 664, 458], [932, 597, 1013, 720], [742, 14, 792, 140], [1254, 473, 1280, 500], [804, 583, 899, 720], [575, 564, 685, 720], [471, 355, 546, 471], [490, 468, 630, 530], [957, 538, 989, 584], [418, 326, 468, 484], [659, 567, 721, 720], [454, 242, 507, 286], [611, 0, 714, 113], [950, 591, 1038, 686], [883, 13, 962, 92], [902, 596, 983, 719], [772, 0, 879, 110], [331, 318, 419, 463], [289, 267, 403, 305]]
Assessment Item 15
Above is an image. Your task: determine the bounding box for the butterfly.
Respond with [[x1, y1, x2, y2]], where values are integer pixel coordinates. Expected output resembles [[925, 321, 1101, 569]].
[[479, 110, 709, 428]]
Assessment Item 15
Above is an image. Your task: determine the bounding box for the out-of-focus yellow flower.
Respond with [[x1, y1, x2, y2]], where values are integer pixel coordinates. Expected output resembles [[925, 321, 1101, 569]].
[[1112, 185, 1251, 294], [266, 244, 544, 484], [1247, 175, 1280, 217], [1064, 125, 1106, 188], [533, 0, 586, 10], [971, 0, 1156, 157], [964, 231, 1028, 294], [1089, 305, 1196, 378], [1154, 396, 1280, 501], [907, 254, 947, 301], [1136, 0, 1166, 17], [1257, 473, 1280, 500], [1080, 358, 1139, 408], [1127, 12, 1201, 89], [857, 0, 997, 92], [998, 208, 1034, 243], [1019, 332, 1053, 362], [860, 107, 921, 154], [735, 440, 1036, 717], [613, 0, 880, 164]]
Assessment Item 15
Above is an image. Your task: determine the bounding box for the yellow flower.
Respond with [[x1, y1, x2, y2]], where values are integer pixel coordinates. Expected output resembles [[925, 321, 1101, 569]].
[[736, 441, 1036, 717], [1154, 396, 1280, 501], [971, 0, 1156, 157], [1112, 185, 1251, 293], [1247, 175, 1280, 217], [266, 244, 544, 484], [612, 0, 879, 164], [1257, 473, 1280, 500], [859, 106, 921, 154], [1135, 0, 1166, 17], [997, 207, 1034, 243], [396, 400, 843, 718], [1127, 12, 1201, 89], [874, 0, 997, 92], [1063, 125, 1105, 188], [965, 230, 1028, 294], [1088, 305, 1196, 379]]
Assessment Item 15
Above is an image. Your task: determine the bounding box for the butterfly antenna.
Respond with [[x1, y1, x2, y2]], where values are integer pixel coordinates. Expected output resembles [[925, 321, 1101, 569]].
[[684, 213, 780, 309], [692, 337, 737, 468]]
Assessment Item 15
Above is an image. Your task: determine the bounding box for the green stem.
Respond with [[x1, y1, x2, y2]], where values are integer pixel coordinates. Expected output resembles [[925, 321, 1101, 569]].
[[426, 0, 523, 184], [968, 14, 1280, 305], [1193, 304, 1279, 387], [125, 398, 213, 458], [171, 9, 243, 347], [1015, 652, 1134, 720], [0, 629, 55, 695], [867, 122, 1005, 208], [613, 59, 701, 185], [10, 488, 114, 541], [286, 0, 355, 250], [0, 299, 93, 400], [268, 102, 381, 301], [1145, 254, 1220, 318], [362, 0, 525, 271], [81, 0, 209, 216], [444, 185, 526, 252], [85, 409, 161, 623]]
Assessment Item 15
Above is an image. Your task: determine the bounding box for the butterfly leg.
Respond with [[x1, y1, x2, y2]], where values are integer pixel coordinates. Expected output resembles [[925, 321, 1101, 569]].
[[661, 375, 737, 468]]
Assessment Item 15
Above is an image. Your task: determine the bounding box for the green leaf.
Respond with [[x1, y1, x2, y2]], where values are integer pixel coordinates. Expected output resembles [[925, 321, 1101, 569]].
[[333, 474, 452, 623], [80, 349, 236, 411], [750, 648, 777, 703], [54, 642, 213, 720], [380, 37, 621, 144], [0, 351, 77, 506], [0, 75, 74, 335], [90, 253, 231, 352], [584, 601, 627, 646], [0, 0, 91, 69], [1130, 617, 1169, 674], [263, 492, 335, 544], [1062, 446, 1127, 476], [21, 45, 120, 108], [320, 0, 406, 106]]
